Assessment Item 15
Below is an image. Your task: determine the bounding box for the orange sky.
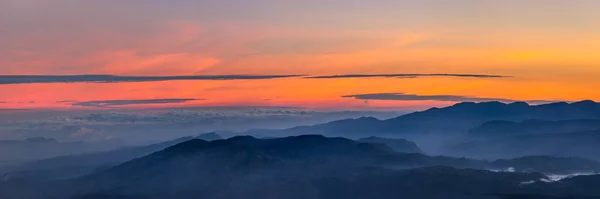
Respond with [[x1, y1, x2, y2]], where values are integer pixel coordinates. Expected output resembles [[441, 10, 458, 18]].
[[1, 0, 599, 109]]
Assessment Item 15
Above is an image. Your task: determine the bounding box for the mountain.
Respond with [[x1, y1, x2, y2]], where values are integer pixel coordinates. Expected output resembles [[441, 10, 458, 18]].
[[64, 135, 407, 198], [67, 135, 487, 197], [448, 129, 600, 160], [1, 137, 194, 181], [381, 100, 600, 135], [387, 100, 600, 131], [358, 137, 423, 153], [469, 119, 600, 138], [2, 135, 600, 199]]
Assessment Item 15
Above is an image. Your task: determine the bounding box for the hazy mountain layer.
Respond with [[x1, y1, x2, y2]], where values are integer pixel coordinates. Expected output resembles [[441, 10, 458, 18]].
[[2, 135, 597, 199]]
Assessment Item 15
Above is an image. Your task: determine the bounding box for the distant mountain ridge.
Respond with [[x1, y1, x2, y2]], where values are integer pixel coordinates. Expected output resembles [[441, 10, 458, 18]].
[[382, 100, 600, 134], [247, 101, 600, 138]]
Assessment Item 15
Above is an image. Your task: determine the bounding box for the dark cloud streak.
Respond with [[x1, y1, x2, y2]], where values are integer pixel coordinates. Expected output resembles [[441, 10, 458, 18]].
[[0, 74, 509, 85], [343, 93, 555, 104], [57, 100, 77, 104], [307, 73, 510, 79], [70, 98, 203, 107], [0, 74, 304, 85]]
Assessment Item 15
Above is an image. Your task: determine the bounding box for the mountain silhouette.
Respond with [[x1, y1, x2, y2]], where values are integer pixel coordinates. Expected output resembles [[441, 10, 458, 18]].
[[69, 136, 600, 196], [246, 101, 600, 139]]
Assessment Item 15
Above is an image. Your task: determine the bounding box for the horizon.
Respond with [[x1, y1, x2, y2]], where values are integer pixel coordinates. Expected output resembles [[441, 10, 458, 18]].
[[0, 99, 599, 111], [0, 99, 595, 112], [1, 99, 598, 143]]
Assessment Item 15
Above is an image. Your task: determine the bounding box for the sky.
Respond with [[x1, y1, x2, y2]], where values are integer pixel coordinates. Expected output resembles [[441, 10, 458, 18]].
[[1, 0, 599, 110]]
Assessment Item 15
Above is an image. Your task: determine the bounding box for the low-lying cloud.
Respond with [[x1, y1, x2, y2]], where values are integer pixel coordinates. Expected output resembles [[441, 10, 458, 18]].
[[69, 98, 203, 107], [307, 73, 509, 79], [0, 74, 304, 85], [343, 93, 555, 104]]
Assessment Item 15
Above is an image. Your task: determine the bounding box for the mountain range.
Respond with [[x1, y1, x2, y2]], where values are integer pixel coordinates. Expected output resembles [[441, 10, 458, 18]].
[[2, 135, 599, 199], [3, 101, 600, 198], [243, 101, 600, 156], [254, 100, 600, 137]]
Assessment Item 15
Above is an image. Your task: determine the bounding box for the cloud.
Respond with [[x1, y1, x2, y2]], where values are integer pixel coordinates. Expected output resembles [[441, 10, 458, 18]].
[[0, 101, 35, 104], [0, 74, 304, 85], [69, 98, 203, 107], [0, 74, 502, 85], [342, 93, 556, 104], [57, 100, 77, 103], [307, 74, 510, 79]]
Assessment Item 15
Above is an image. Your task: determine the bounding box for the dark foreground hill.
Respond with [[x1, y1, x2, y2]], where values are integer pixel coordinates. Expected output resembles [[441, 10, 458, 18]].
[[2, 135, 600, 199]]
